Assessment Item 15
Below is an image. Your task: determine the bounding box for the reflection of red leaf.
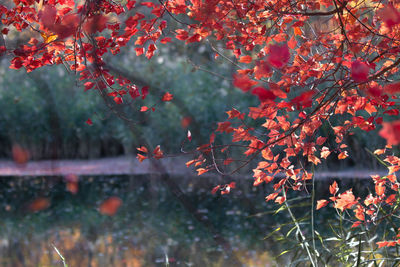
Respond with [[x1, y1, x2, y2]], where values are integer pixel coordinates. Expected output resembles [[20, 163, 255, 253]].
[[379, 120, 400, 146], [64, 174, 79, 183], [267, 43, 290, 69], [233, 74, 257, 92], [351, 60, 369, 82], [28, 197, 50, 212], [12, 144, 30, 165], [99, 197, 122, 216], [66, 182, 79, 194], [86, 118, 93, 125], [181, 116, 192, 128]]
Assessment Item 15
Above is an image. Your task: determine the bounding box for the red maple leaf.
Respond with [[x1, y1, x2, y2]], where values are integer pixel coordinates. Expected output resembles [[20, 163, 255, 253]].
[[267, 43, 290, 69], [351, 60, 370, 82], [379, 120, 400, 146], [233, 74, 257, 92]]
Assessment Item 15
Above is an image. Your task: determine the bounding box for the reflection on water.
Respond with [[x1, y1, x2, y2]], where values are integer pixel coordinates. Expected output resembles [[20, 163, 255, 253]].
[[0, 175, 282, 266]]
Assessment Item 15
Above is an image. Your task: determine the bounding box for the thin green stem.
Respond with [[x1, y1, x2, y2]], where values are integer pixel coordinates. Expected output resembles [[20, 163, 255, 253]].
[[282, 187, 317, 267]]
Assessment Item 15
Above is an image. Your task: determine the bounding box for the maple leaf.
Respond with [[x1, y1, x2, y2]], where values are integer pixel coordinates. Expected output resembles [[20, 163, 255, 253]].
[[153, 145, 163, 159], [334, 190, 357, 211], [316, 199, 329, 210], [267, 43, 290, 69], [320, 146, 331, 159], [379, 4, 400, 29], [162, 92, 173, 101], [254, 60, 271, 79], [141, 86, 149, 99], [251, 87, 276, 102], [338, 151, 349, 160], [85, 118, 93, 125], [329, 181, 338, 195], [83, 15, 108, 34], [351, 60, 370, 82], [239, 55, 252, 64], [379, 120, 400, 146], [233, 74, 257, 92], [383, 82, 400, 95]]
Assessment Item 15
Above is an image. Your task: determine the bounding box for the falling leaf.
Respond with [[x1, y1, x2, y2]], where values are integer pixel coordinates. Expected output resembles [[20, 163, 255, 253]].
[[99, 197, 122, 216]]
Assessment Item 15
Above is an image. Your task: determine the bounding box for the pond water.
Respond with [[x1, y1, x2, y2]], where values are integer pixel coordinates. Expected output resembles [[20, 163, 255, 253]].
[[0, 175, 371, 266]]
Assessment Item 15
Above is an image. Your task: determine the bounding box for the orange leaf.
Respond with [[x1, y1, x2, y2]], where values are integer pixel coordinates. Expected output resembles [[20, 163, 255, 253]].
[[137, 154, 147, 162], [137, 146, 148, 153], [334, 190, 357, 211], [338, 151, 348, 160], [239, 55, 252, 64], [288, 35, 297, 49], [197, 168, 208, 175], [375, 184, 385, 196], [316, 199, 329, 210], [329, 181, 338, 195], [293, 27, 302, 36], [140, 106, 149, 112], [162, 92, 173, 101]]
